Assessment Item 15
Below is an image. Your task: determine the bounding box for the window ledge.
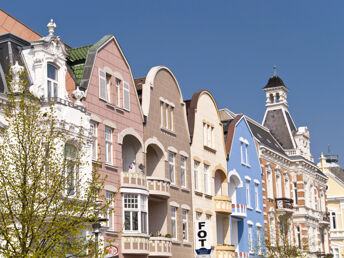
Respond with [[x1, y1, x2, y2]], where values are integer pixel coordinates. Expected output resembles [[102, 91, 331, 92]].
[[105, 230, 119, 236], [183, 241, 192, 246], [256, 209, 262, 213], [105, 163, 118, 171], [172, 240, 181, 245], [204, 145, 216, 153], [160, 127, 176, 137], [204, 193, 213, 199], [106, 102, 115, 109], [241, 162, 251, 168], [92, 160, 103, 167], [194, 190, 203, 196], [247, 207, 253, 210], [181, 187, 190, 193], [170, 184, 180, 190]]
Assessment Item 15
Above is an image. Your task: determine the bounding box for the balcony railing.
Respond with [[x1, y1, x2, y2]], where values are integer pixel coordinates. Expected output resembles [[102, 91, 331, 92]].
[[214, 196, 232, 214], [121, 171, 147, 189], [147, 177, 170, 199], [275, 198, 293, 212], [121, 234, 150, 255], [216, 245, 235, 258], [231, 203, 247, 218], [149, 237, 172, 257]]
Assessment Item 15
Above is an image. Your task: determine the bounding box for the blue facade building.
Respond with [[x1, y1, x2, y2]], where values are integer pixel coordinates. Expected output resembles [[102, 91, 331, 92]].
[[221, 110, 265, 257]]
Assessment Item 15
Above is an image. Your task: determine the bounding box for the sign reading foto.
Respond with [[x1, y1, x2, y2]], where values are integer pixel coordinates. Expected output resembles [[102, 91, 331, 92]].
[[195, 220, 211, 255]]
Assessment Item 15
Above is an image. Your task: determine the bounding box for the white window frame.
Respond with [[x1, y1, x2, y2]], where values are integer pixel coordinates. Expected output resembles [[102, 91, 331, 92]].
[[123, 81, 130, 111], [105, 127, 113, 165], [255, 183, 259, 210], [276, 171, 282, 198], [160, 101, 164, 128], [99, 69, 107, 100], [140, 195, 148, 234], [116, 78, 121, 107], [194, 161, 199, 191], [171, 207, 177, 240], [106, 192, 114, 230], [181, 156, 186, 188], [123, 194, 147, 233], [169, 106, 174, 131], [165, 104, 169, 129], [169, 152, 175, 184], [267, 167, 273, 199], [90, 121, 98, 161], [248, 224, 253, 253], [284, 174, 290, 198], [182, 209, 188, 241], [204, 164, 210, 195], [246, 180, 251, 208], [257, 226, 262, 254], [47, 63, 58, 99], [105, 73, 111, 102], [65, 143, 77, 196]]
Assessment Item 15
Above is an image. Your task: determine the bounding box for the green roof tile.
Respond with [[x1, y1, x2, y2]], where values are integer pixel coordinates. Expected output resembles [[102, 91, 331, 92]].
[[67, 45, 92, 63], [71, 64, 85, 84]]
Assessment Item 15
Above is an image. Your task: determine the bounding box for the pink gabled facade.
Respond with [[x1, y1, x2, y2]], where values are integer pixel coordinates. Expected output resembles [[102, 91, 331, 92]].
[[73, 35, 146, 257]]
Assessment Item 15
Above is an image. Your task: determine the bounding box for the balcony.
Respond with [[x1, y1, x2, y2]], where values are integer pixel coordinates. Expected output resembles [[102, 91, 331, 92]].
[[275, 198, 293, 214], [147, 177, 170, 199], [121, 171, 147, 189], [320, 212, 330, 225], [216, 245, 235, 258], [214, 196, 232, 214], [231, 203, 247, 218], [149, 237, 172, 257], [121, 234, 150, 255]]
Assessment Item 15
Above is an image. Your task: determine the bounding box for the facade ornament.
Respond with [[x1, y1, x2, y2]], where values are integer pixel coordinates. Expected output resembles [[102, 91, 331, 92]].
[[10, 61, 24, 93], [47, 19, 56, 36], [72, 86, 85, 106]]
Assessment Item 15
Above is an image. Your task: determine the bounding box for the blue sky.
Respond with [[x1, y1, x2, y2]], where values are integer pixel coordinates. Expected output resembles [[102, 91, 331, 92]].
[[3, 1, 344, 166]]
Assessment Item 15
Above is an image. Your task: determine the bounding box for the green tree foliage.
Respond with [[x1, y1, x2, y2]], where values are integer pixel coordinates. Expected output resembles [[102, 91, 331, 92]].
[[0, 66, 108, 257]]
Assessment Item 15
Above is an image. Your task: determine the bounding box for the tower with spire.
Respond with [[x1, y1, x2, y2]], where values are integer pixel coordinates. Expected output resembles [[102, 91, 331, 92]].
[[262, 66, 313, 161]]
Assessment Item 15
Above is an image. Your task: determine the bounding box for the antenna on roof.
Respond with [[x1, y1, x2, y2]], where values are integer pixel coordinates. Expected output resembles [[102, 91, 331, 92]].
[[273, 65, 277, 77]]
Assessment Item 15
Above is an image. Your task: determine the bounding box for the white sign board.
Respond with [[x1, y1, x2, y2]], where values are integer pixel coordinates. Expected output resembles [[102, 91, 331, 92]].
[[195, 221, 211, 251]]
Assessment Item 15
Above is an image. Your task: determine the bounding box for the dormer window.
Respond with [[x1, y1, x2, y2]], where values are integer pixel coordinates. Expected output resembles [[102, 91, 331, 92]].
[[47, 64, 58, 99]]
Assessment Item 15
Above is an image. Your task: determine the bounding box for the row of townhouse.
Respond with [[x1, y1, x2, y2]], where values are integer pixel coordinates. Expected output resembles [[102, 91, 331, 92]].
[[0, 9, 332, 258]]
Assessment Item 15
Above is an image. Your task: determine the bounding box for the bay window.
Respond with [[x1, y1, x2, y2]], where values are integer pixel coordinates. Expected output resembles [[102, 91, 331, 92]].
[[123, 194, 147, 233]]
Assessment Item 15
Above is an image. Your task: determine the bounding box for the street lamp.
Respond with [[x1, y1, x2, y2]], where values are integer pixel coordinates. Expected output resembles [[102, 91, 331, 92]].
[[92, 200, 108, 258]]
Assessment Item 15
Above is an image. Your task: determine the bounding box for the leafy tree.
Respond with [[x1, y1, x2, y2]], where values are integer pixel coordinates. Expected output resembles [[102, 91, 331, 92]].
[[0, 65, 108, 257], [263, 214, 305, 258]]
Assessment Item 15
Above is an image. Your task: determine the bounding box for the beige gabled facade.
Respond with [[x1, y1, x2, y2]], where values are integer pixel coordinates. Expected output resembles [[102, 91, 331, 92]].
[[186, 90, 234, 258]]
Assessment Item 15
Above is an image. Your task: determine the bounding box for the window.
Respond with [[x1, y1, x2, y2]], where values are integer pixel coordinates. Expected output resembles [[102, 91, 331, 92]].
[[269, 215, 276, 245], [106, 73, 111, 102], [255, 183, 259, 210], [106, 192, 114, 230], [160, 101, 174, 131], [64, 143, 77, 196], [248, 224, 253, 252], [333, 248, 340, 258], [140, 195, 148, 234], [105, 127, 113, 165], [257, 226, 262, 254], [123, 81, 130, 111], [240, 138, 249, 166], [99, 69, 107, 100], [196, 212, 201, 221], [296, 226, 301, 248], [171, 207, 177, 239], [203, 123, 214, 149], [194, 161, 199, 191], [331, 212, 337, 229], [47, 64, 58, 99], [293, 182, 298, 205], [276, 172, 282, 198], [123, 194, 147, 233], [181, 156, 186, 187], [284, 175, 290, 198], [246, 181, 251, 208], [204, 165, 210, 194], [267, 168, 273, 199], [116, 78, 121, 107], [169, 152, 175, 184], [182, 209, 188, 241], [90, 122, 97, 161]]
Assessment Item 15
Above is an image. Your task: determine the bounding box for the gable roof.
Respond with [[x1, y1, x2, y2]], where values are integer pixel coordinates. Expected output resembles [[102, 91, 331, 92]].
[[222, 114, 244, 157]]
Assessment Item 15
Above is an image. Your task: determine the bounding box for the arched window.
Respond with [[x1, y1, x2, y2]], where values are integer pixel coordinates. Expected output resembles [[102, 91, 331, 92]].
[[47, 63, 58, 99], [64, 143, 77, 195]]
